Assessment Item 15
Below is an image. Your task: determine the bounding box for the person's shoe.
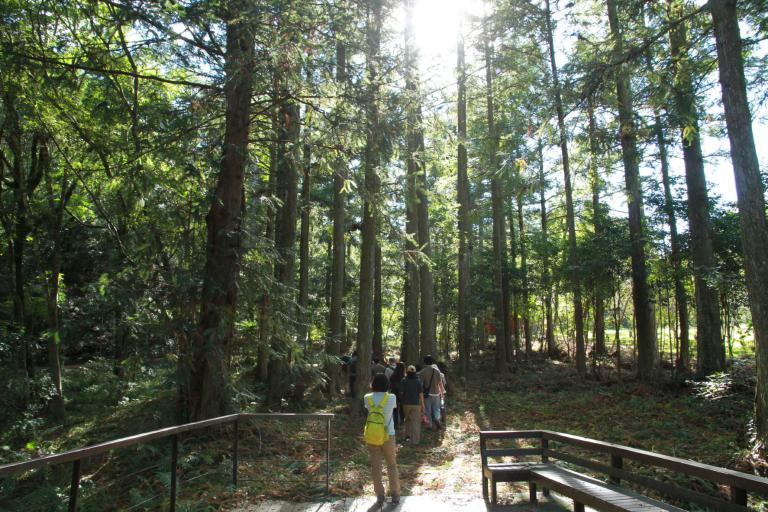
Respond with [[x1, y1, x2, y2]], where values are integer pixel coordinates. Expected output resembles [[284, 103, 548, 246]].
[[376, 495, 386, 506], [392, 495, 400, 505]]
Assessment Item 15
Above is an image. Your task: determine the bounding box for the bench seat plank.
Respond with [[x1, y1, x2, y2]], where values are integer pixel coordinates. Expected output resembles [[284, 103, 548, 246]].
[[531, 466, 686, 512], [483, 462, 553, 482]]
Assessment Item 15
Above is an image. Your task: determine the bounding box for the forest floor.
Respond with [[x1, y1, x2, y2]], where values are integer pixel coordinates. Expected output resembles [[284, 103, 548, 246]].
[[0, 354, 761, 511], [227, 354, 760, 509]]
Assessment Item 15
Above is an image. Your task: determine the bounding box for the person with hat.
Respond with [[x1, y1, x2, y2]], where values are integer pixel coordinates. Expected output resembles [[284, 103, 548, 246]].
[[400, 365, 425, 445]]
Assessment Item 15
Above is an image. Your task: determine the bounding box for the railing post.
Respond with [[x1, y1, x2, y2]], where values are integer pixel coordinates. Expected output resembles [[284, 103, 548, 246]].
[[68, 459, 81, 512], [170, 434, 178, 512], [325, 417, 331, 495], [541, 435, 550, 497], [232, 417, 239, 487], [610, 455, 623, 485], [731, 485, 747, 506]]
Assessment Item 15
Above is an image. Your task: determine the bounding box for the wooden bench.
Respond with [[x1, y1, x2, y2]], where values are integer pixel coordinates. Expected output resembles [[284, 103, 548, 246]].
[[480, 430, 768, 511]]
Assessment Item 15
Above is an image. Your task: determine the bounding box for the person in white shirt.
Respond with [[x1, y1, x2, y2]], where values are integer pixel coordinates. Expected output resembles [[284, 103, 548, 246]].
[[364, 373, 401, 505]]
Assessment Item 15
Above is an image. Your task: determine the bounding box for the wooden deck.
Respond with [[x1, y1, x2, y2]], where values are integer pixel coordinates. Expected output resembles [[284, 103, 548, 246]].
[[229, 493, 573, 511], [531, 467, 685, 512]]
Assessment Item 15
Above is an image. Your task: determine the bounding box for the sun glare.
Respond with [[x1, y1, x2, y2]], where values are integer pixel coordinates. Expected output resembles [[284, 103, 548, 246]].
[[405, 0, 485, 87]]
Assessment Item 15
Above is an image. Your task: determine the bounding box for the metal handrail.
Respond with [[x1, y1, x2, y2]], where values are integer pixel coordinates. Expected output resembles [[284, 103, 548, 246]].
[[1, 412, 334, 511]]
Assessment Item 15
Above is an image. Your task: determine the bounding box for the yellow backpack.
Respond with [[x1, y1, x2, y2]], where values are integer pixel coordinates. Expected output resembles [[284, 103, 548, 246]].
[[364, 394, 390, 446]]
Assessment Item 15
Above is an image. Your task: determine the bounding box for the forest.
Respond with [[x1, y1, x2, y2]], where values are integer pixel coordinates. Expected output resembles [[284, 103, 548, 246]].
[[2, 0, 768, 508]]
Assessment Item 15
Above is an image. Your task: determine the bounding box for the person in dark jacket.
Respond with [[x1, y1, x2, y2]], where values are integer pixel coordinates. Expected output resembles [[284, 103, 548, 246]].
[[389, 362, 406, 428], [400, 365, 425, 444]]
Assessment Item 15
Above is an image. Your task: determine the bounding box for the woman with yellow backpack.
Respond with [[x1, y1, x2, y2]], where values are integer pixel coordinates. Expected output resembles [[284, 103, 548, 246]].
[[364, 373, 401, 505]]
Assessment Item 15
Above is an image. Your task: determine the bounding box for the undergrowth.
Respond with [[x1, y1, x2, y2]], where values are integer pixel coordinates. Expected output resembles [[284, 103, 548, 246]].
[[1, 355, 764, 511]]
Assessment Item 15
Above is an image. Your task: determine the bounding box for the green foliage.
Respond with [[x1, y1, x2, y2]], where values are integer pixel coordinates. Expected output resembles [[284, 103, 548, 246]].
[[0, 0, 766, 507], [690, 357, 757, 402]]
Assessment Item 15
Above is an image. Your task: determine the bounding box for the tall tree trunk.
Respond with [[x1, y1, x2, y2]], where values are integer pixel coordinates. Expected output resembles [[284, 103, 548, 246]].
[[643, 3, 689, 373], [257, 108, 278, 383], [517, 191, 531, 356], [188, 2, 255, 419], [404, 0, 435, 358], [267, 61, 301, 406], [373, 242, 383, 359], [654, 112, 690, 371], [484, 18, 510, 374], [403, 260, 419, 364], [355, 0, 383, 409], [668, 0, 723, 376], [297, 108, 312, 349], [440, 270, 451, 362], [508, 204, 519, 363], [43, 139, 70, 419], [587, 98, 606, 356], [457, 21, 471, 377], [3, 89, 29, 377], [328, 39, 347, 395], [417, 162, 436, 359], [606, 0, 657, 380], [538, 142, 555, 357], [404, 195, 421, 365], [710, 0, 768, 451], [544, 0, 585, 376], [404, 0, 422, 363]]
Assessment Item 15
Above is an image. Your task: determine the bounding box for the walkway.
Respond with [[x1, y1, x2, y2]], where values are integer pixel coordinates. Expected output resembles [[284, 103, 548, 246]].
[[229, 384, 576, 511], [231, 493, 572, 511]]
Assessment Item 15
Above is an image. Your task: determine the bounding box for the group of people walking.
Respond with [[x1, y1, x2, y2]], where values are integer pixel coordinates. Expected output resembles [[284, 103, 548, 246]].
[[358, 354, 447, 506]]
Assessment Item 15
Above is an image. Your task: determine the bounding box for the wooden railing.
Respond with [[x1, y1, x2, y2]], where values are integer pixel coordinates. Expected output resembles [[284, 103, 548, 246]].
[[0, 412, 334, 511], [480, 429, 768, 510]]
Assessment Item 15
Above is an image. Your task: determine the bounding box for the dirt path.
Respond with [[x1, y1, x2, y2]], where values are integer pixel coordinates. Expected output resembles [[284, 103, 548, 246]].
[[228, 384, 559, 510], [398, 387, 483, 495]]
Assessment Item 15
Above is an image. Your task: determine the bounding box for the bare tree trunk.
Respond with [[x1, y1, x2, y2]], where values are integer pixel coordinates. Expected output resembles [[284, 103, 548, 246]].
[[517, 191, 531, 357], [457, 22, 472, 377], [373, 242, 383, 359], [43, 139, 70, 419], [614, 283, 623, 380], [188, 2, 255, 419], [328, 39, 347, 395], [355, 0, 383, 411], [544, 0, 585, 376], [606, 0, 657, 380], [417, 162, 436, 358], [268, 31, 301, 405], [402, 0, 436, 359], [667, 0, 723, 376], [2, 89, 30, 377], [710, 0, 768, 451], [483, 17, 509, 374], [297, 113, 311, 349], [654, 112, 690, 372], [508, 205, 519, 363], [404, 0, 421, 364], [257, 114, 277, 383], [538, 142, 555, 357], [587, 98, 606, 356]]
